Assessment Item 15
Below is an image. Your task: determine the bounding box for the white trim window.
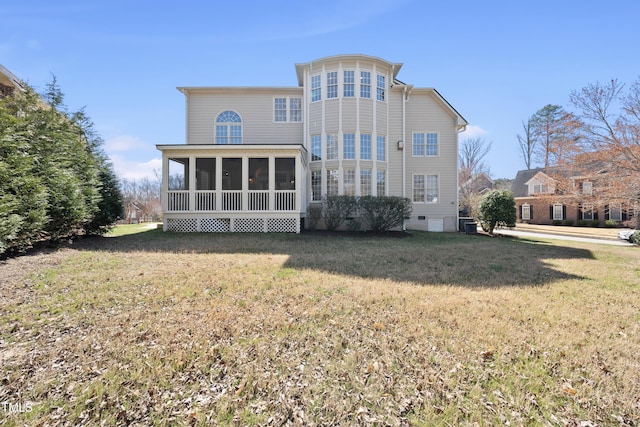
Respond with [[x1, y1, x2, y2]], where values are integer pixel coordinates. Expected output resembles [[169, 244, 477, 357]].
[[426, 174, 439, 203], [413, 175, 425, 202], [426, 133, 438, 156], [311, 74, 321, 102], [215, 110, 242, 144], [360, 169, 372, 196], [376, 135, 385, 161], [360, 71, 371, 98], [582, 181, 593, 195], [311, 134, 321, 161], [582, 203, 595, 220], [326, 134, 338, 160], [274, 97, 287, 122], [344, 168, 355, 196], [607, 203, 622, 221], [289, 97, 302, 122], [413, 132, 439, 156], [553, 203, 564, 220], [344, 70, 355, 97], [311, 170, 322, 201], [376, 74, 385, 101], [376, 170, 386, 196], [360, 134, 371, 160], [413, 175, 440, 203], [327, 71, 338, 99], [343, 133, 355, 159], [522, 204, 531, 220], [326, 168, 339, 196]]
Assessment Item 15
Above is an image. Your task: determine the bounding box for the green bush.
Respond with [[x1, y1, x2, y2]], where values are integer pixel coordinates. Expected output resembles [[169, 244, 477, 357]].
[[563, 219, 574, 226], [322, 195, 358, 231], [590, 219, 601, 227], [479, 190, 516, 234], [577, 220, 588, 227], [630, 231, 640, 245], [358, 196, 412, 233], [552, 220, 563, 226], [306, 204, 323, 230], [605, 219, 618, 228]]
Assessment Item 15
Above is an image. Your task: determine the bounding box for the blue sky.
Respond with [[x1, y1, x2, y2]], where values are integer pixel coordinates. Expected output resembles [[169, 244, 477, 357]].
[[2, 0, 639, 180]]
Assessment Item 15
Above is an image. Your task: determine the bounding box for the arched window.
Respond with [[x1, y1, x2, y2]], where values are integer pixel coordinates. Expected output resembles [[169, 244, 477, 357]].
[[215, 110, 242, 144]]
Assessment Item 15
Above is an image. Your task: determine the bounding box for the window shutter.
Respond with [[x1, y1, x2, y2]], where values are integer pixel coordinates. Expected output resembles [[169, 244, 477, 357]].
[[593, 208, 598, 220], [622, 206, 628, 221], [549, 205, 553, 220], [604, 204, 609, 220], [530, 205, 533, 220], [578, 203, 583, 220], [519, 205, 522, 219], [562, 205, 566, 220]]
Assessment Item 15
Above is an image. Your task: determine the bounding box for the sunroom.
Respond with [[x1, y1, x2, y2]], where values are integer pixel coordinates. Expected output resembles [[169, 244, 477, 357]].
[[157, 144, 307, 233]]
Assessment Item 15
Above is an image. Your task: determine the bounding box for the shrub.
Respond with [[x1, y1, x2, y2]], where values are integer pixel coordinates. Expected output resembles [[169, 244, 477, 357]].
[[346, 217, 362, 232], [322, 195, 358, 231], [590, 219, 600, 228], [306, 204, 323, 230], [358, 196, 412, 233], [479, 190, 516, 234], [552, 220, 563, 226], [605, 219, 618, 228], [563, 219, 574, 226], [630, 231, 640, 245], [577, 220, 588, 227]]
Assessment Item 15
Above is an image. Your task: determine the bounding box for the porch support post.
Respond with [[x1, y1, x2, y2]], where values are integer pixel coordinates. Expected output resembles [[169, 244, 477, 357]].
[[162, 154, 169, 231], [189, 156, 196, 214], [242, 156, 248, 211], [269, 157, 276, 211]]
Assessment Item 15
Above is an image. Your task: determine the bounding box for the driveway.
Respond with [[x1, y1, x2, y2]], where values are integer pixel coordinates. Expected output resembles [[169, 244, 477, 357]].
[[494, 228, 635, 246]]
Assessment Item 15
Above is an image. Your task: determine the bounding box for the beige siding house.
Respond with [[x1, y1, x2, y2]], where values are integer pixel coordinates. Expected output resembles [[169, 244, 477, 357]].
[[157, 54, 467, 233]]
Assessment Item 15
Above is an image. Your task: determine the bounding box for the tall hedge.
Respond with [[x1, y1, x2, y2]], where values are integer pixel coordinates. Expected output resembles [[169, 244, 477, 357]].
[[0, 80, 123, 256]]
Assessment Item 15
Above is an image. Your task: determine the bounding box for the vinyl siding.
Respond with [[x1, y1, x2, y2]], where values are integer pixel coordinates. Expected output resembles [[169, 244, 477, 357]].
[[185, 89, 303, 146]]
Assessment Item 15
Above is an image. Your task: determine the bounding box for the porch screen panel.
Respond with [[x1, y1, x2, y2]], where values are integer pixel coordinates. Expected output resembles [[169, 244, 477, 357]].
[[196, 158, 215, 190], [222, 158, 242, 190], [249, 158, 269, 190], [168, 158, 189, 190], [275, 158, 295, 190]]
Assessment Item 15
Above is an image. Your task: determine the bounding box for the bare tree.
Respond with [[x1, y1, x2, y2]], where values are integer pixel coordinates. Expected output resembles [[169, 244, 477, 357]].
[[517, 116, 536, 170], [120, 175, 162, 222], [459, 137, 493, 183], [459, 137, 493, 218], [569, 78, 640, 228]]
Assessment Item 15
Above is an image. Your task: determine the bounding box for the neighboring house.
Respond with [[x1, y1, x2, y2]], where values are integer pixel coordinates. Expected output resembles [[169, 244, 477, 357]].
[[511, 167, 636, 226], [0, 64, 26, 98], [157, 54, 468, 233], [461, 172, 493, 195]]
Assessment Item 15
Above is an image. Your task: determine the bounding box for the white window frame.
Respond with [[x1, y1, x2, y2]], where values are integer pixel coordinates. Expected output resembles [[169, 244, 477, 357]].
[[376, 135, 385, 161], [274, 97, 287, 122], [426, 174, 439, 203], [413, 174, 425, 203], [343, 133, 355, 159], [311, 170, 322, 201], [376, 74, 385, 101], [553, 203, 564, 221], [608, 203, 622, 221], [360, 169, 372, 196], [582, 203, 594, 221], [376, 170, 386, 196], [360, 71, 371, 98], [582, 181, 593, 195], [215, 110, 242, 145], [289, 97, 302, 122], [426, 133, 439, 156], [522, 204, 531, 220], [311, 134, 321, 161], [327, 71, 338, 99], [326, 168, 339, 196], [343, 70, 355, 97], [311, 74, 321, 102], [343, 168, 355, 196], [326, 134, 338, 160], [360, 133, 371, 160], [412, 133, 425, 157]]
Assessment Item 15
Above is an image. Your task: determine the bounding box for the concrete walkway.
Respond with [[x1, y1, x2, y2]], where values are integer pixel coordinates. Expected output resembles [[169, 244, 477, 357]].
[[493, 224, 635, 246]]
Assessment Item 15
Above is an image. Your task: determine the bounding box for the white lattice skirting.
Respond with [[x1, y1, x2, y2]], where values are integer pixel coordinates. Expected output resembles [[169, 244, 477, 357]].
[[166, 217, 299, 233]]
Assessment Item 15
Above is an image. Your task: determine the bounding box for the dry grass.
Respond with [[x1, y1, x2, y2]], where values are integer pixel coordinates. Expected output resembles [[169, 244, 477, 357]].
[[1, 226, 639, 426]]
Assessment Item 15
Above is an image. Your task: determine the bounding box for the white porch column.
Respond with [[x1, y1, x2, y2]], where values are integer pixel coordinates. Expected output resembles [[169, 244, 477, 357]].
[[189, 156, 196, 214], [162, 154, 169, 231], [268, 157, 275, 211]]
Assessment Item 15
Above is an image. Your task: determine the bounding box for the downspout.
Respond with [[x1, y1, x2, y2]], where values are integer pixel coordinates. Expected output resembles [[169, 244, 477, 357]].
[[402, 85, 407, 230]]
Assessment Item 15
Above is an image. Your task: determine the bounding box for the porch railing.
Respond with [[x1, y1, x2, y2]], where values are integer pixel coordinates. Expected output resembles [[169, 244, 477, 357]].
[[167, 190, 297, 212]]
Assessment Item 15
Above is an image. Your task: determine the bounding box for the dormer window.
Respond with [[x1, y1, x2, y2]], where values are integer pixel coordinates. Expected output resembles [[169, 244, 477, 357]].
[[533, 183, 549, 194], [582, 181, 593, 195]]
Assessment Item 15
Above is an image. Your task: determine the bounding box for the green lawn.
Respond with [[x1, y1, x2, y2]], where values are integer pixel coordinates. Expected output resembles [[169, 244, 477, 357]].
[[1, 227, 638, 426]]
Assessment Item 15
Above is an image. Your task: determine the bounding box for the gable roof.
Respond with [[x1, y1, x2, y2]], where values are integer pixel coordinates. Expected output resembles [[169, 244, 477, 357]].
[[0, 64, 26, 93], [511, 167, 548, 197]]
